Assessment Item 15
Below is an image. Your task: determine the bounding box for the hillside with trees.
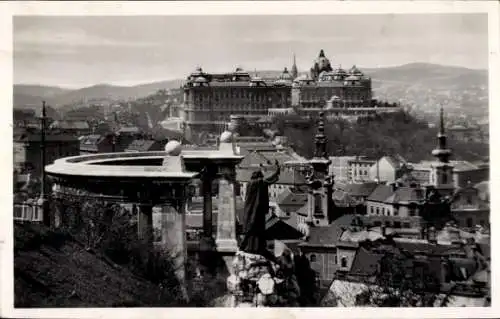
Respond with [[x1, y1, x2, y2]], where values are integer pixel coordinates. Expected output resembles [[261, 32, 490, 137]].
[[273, 111, 488, 163]]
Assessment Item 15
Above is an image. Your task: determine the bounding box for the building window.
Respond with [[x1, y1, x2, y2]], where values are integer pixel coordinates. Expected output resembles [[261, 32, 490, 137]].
[[403, 222, 410, 228], [466, 218, 473, 228], [442, 172, 448, 184], [385, 221, 391, 228], [310, 254, 317, 262], [340, 256, 348, 268], [466, 196, 472, 205], [394, 221, 401, 229]]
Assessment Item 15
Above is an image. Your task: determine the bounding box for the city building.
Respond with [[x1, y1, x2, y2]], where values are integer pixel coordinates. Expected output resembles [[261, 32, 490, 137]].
[[182, 50, 399, 142], [49, 120, 91, 136], [329, 156, 357, 182], [409, 160, 489, 189], [369, 155, 409, 183], [450, 182, 490, 229], [13, 130, 79, 176], [365, 184, 425, 229], [79, 133, 136, 154], [347, 156, 377, 182], [236, 166, 307, 203], [292, 50, 373, 111], [124, 138, 168, 152], [182, 67, 292, 143]]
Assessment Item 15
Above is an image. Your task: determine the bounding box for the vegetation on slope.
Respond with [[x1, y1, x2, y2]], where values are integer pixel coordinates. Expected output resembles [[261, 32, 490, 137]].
[[273, 111, 489, 163], [14, 197, 187, 308]]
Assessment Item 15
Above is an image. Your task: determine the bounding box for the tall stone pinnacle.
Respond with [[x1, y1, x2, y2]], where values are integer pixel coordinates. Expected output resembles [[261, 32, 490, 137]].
[[314, 112, 328, 159], [432, 105, 451, 163]]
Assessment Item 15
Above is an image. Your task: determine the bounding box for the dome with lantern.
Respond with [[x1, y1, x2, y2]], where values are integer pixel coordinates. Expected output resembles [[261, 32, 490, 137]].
[[314, 49, 333, 73], [278, 67, 293, 81]]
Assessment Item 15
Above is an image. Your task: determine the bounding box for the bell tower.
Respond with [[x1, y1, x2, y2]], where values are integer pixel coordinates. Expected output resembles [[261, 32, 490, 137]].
[[305, 112, 334, 227], [430, 106, 454, 194]]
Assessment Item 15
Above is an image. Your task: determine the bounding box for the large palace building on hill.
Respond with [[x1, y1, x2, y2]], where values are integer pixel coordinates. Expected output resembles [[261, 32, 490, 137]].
[[182, 49, 398, 143]]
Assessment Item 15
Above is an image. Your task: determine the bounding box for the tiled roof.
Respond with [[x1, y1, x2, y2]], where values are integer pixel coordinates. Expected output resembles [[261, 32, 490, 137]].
[[304, 223, 344, 247], [366, 185, 425, 204], [410, 160, 483, 172], [366, 184, 394, 202], [265, 214, 304, 240], [393, 187, 425, 203], [236, 168, 307, 185], [260, 151, 296, 166], [348, 247, 383, 276], [277, 190, 308, 213], [125, 139, 157, 152], [342, 182, 379, 197], [339, 229, 385, 243], [332, 189, 357, 207], [15, 133, 78, 142], [50, 120, 90, 130], [302, 214, 362, 247], [474, 181, 489, 202], [238, 143, 276, 154], [239, 151, 270, 168], [117, 126, 141, 134]]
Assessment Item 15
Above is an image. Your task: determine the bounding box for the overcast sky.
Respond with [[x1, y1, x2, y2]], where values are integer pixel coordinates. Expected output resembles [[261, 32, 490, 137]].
[[13, 14, 487, 88]]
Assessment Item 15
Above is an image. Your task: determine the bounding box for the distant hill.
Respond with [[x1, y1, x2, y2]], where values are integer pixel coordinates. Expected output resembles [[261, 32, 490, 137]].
[[14, 80, 183, 109], [364, 63, 487, 89], [13, 63, 487, 110]]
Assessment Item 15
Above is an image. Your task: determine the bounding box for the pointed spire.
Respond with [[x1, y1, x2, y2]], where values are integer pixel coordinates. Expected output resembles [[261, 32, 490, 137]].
[[314, 112, 328, 159], [40, 100, 47, 198], [291, 53, 298, 79], [432, 105, 451, 163], [439, 104, 445, 137]]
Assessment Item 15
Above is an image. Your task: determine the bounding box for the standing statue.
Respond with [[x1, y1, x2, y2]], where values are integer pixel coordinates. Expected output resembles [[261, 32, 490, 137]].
[[239, 160, 280, 255]]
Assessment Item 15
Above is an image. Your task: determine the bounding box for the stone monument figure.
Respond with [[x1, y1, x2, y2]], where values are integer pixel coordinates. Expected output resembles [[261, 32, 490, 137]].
[[239, 160, 280, 255]]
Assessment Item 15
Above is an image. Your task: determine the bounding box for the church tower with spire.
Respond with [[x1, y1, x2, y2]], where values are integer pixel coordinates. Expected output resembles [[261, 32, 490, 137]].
[[291, 53, 298, 79], [305, 112, 334, 227], [430, 106, 454, 194]]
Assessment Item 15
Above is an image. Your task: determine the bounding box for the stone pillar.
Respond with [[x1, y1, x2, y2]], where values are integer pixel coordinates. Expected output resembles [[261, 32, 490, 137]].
[[216, 167, 238, 253], [201, 174, 213, 238], [199, 168, 217, 275], [137, 203, 154, 245], [159, 185, 188, 300], [51, 183, 63, 228]]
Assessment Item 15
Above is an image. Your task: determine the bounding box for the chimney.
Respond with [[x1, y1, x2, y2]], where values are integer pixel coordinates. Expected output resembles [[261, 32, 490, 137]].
[[390, 182, 398, 192]]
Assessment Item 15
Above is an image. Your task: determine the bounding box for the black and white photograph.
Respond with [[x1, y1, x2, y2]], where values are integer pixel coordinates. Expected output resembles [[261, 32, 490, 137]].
[[2, 1, 499, 317]]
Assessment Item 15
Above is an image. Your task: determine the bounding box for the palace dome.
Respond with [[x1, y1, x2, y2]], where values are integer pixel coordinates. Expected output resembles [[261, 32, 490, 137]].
[[334, 66, 347, 76], [278, 67, 293, 81], [193, 76, 208, 85], [164, 140, 182, 156], [345, 75, 361, 81], [349, 65, 363, 76], [314, 49, 332, 72], [190, 66, 204, 77]]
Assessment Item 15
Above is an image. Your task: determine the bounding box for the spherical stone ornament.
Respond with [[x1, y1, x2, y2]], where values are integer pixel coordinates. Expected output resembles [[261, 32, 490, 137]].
[[164, 140, 182, 156], [257, 274, 275, 295], [220, 130, 233, 143]]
